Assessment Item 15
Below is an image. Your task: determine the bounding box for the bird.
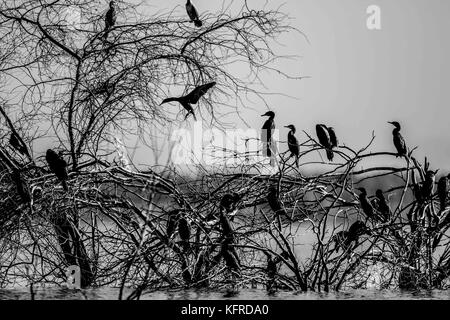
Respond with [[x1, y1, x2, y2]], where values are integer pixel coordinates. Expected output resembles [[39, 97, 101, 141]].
[[285, 125, 300, 168], [261, 111, 276, 158], [267, 186, 287, 217], [45, 149, 69, 191], [333, 221, 370, 253], [437, 174, 450, 212], [328, 127, 339, 150], [103, 1, 117, 41], [357, 188, 376, 221], [220, 193, 243, 221], [186, 0, 203, 28], [315, 124, 334, 161], [178, 216, 191, 252], [374, 189, 391, 221], [161, 82, 216, 121], [388, 122, 407, 157], [422, 170, 438, 201], [11, 170, 31, 203], [9, 133, 29, 157]]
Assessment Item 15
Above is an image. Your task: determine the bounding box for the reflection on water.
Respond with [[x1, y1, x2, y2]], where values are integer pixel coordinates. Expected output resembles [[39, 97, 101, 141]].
[[0, 288, 449, 300]]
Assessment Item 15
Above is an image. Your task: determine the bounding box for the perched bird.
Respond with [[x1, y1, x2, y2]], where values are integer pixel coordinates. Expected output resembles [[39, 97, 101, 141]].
[[333, 221, 370, 253], [186, 0, 203, 28], [328, 127, 339, 149], [219, 209, 235, 243], [267, 186, 287, 217], [178, 216, 191, 252], [9, 133, 29, 157], [374, 189, 391, 221], [12, 170, 31, 203], [220, 193, 243, 221], [261, 111, 276, 158], [422, 170, 438, 201], [45, 149, 69, 191], [357, 188, 376, 221], [285, 125, 300, 168], [437, 174, 450, 212], [103, 1, 117, 41], [161, 82, 216, 121], [315, 124, 334, 161], [388, 122, 407, 157]]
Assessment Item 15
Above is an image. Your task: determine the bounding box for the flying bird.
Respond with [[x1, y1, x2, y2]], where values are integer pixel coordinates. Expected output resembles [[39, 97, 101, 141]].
[[315, 124, 334, 161], [186, 0, 203, 28], [103, 1, 117, 41], [46, 149, 69, 191], [388, 121, 407, 157], [285, 125, 300, 168], [161, 82, 216, 121], [261, 111, 276, 158]]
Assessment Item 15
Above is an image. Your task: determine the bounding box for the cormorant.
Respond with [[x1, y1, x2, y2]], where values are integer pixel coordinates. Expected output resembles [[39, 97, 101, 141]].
[[161, 82, 216, 121], [267, 186, 287, 217], [186, 0, 203, 28], [422, 170, 437, 201], [45, 149, 69, 191], [261, 111, 276, 158], [315, 124, 334, 161], [333, 221, 370, 252], [374, 189, 391, 221], [220, 193, 243, 221], [437, 174, 450, 211], [285, 125, 300, 168], [388, 122, 407, 157], [12, 170, 31, 203], [9, 133, 28, 157], [357, 188, 376, 221], [328, 127, 339, 149], [178, 216, 191, 252], [104, 1, 117, 41]]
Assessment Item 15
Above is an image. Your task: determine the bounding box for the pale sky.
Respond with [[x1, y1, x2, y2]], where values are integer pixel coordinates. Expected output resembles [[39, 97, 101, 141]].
[[126, 0, 450, 171]]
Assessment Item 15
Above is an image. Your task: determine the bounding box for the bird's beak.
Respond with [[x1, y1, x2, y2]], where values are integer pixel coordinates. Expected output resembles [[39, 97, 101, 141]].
[[387, 122, 394, 125], [261, 114, 266, 117]]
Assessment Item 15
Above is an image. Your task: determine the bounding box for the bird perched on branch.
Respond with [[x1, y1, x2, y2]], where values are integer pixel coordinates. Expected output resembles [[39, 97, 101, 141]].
[[103, 1, 117, 41], [333, 221, 371, 253], [161, 82, 216, 121], [438, 174, 450, 212], [267, 186, 287, 217], [357, 188, 376, 222], [285, 125, 300, 168], [9, 132, 29, 157], [388, 121, 407, 157], [372, 189, 391, 222], [45, 149, 69, 191], [261, 111, 276, 158], [178, 215, 191, 252], [186, 0, 203, 28], [316, 124, 336, 162]]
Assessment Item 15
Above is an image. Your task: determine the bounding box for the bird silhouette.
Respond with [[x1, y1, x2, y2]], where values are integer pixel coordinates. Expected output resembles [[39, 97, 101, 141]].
[[103, 1, 117, 41], [315, 124, 334, 161], [261, 111, 276, 158], [357, 188, 376, 222], [285, 125, 300, 168], [328, 127, 339, 149], [438, 174, 450, 212], [267, 186, 287, 217], [9, 133, 29, 157], [333, 221, 370, 253], [45, 149, 69, 191], [373, 189, 391, 222], [161, 82, 216, 121], [388, 122, 407, 157], [186, 0, 203, 27]]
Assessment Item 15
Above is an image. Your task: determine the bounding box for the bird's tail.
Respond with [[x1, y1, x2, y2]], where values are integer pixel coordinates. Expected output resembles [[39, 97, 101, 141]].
[[326, 149, 334, 162], [295, 156, 299, 168], [194, 19, 203, 27]]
